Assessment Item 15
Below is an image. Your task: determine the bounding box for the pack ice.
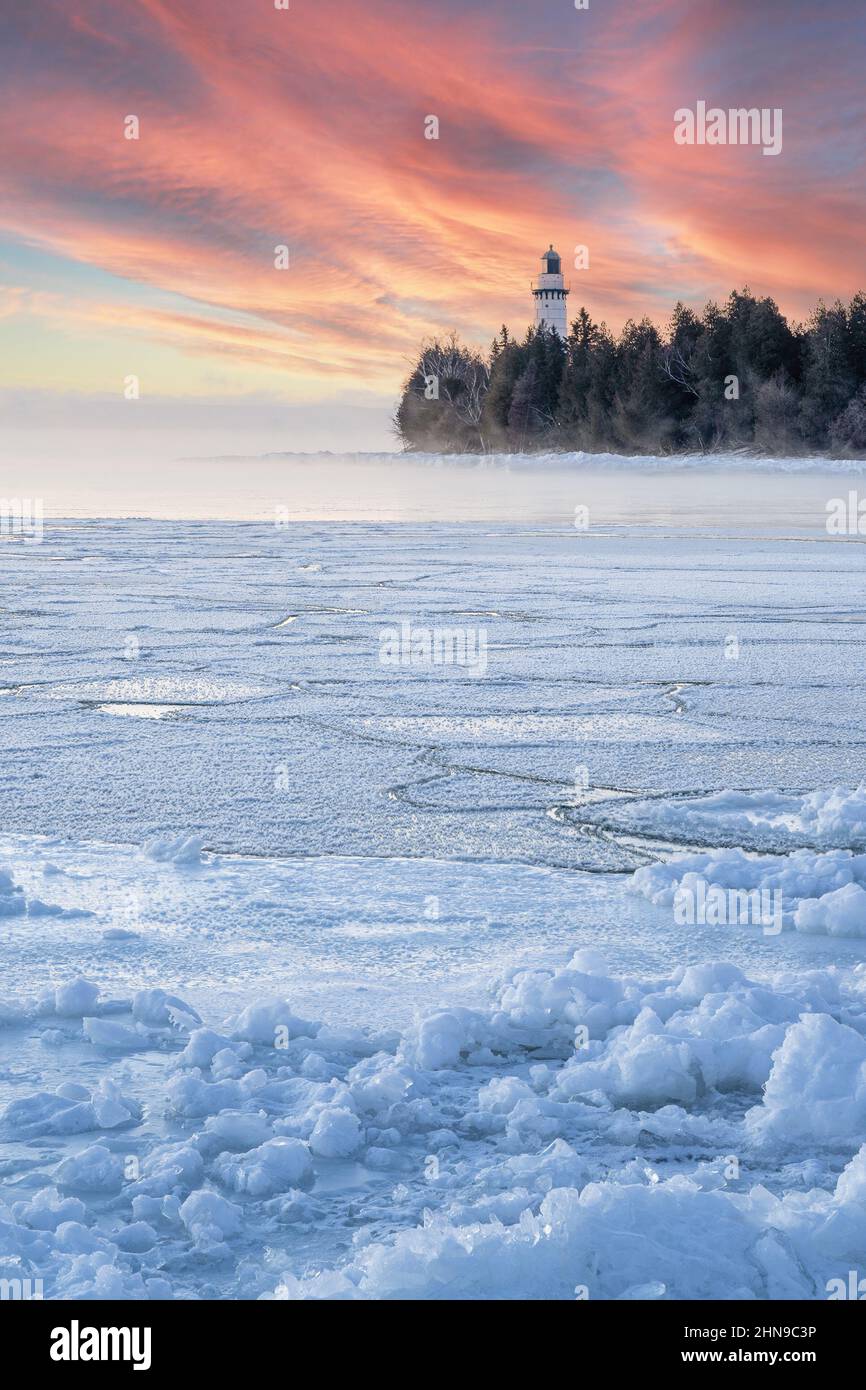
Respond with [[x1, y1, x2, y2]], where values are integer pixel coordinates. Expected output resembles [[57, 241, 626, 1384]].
[[3, 906, 866, 1299]]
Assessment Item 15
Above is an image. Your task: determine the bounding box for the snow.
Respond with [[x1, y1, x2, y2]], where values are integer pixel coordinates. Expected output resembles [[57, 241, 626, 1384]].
[[2, 506, 866, 1300]]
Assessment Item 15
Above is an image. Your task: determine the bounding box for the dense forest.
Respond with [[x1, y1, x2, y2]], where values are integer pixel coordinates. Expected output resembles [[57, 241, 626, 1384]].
[[395, 290, 866, 456]]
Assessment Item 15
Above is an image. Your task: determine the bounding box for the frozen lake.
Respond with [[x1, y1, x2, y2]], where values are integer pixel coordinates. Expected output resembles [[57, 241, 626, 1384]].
[[2, 482, 866, 1300]]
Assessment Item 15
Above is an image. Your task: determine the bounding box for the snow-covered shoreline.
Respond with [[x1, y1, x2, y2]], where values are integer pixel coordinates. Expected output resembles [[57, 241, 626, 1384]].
[[184, 448, 866, 476]]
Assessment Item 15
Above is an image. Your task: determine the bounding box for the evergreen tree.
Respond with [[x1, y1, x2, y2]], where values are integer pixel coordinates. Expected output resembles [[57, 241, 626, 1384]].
[[847, 293, 866, 385], [660, 303, 703, 444], [531, 325, 567, 433], [799, 301, 856, 445], [480, 334, 527, 447], [558, 309, 616, 448], [507, 358, 540, 446], [611, 319, 676, 453]]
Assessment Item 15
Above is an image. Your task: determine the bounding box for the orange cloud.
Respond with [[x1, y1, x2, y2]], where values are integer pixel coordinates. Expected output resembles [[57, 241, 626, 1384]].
[[0, 0, 863, 408]]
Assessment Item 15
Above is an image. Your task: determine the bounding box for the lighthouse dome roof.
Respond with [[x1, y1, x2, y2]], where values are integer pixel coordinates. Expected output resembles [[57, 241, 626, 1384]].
[[541, 245, 561, 269]]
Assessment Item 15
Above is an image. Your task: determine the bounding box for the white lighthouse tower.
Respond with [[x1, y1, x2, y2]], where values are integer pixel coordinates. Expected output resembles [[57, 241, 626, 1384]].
[[531, 245, 569, 338]]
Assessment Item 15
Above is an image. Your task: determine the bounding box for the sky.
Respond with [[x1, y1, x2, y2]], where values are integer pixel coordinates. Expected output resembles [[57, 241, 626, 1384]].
[[1, 0, 865, 459]]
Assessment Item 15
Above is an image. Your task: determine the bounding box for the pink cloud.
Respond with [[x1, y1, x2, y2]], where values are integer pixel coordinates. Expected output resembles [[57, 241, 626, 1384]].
[[1, 0, 863, 399]]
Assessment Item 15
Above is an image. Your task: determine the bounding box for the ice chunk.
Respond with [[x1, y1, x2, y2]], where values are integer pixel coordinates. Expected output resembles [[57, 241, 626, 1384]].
[[834, 1145, 866, 1205], [178, 1189, 243, 1241], [227, 999, 318, 1045], [143, 832, 205, 866], [746, 1013, 866, 1146], [622, 784, 866, 846], [176, 1027, 236, 1069], [795, 882, 866, 937], [203, 1110, 273, 1152], [632, 843, 866, 939], [406, 1010, 472, 1069], [216, 1137, 314, 1197], [54, 1144, 125, 1192], [51, 978, 101, 1018], [83, 1018, 144, 1050], [132, 987, 202, 1028], [114, 1221, 158, 1252], [0, 867, 27, 916], [308, 1107, 361, 1158]]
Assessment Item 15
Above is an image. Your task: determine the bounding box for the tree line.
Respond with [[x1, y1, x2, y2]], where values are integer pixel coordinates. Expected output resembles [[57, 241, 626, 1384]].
[[395, 289, 866, 456]]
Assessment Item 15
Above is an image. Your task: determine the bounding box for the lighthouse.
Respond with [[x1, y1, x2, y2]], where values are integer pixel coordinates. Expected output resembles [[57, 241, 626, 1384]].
[[531, 245, 569, 338]]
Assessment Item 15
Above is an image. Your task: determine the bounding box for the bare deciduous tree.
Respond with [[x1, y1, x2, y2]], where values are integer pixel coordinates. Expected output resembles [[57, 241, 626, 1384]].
[[660, 343, 700, 397], [413, 332, 490, 429]]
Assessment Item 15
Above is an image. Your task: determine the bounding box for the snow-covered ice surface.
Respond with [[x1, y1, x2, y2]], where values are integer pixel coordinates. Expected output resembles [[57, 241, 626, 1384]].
[[3, 497, 866, 1300]]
